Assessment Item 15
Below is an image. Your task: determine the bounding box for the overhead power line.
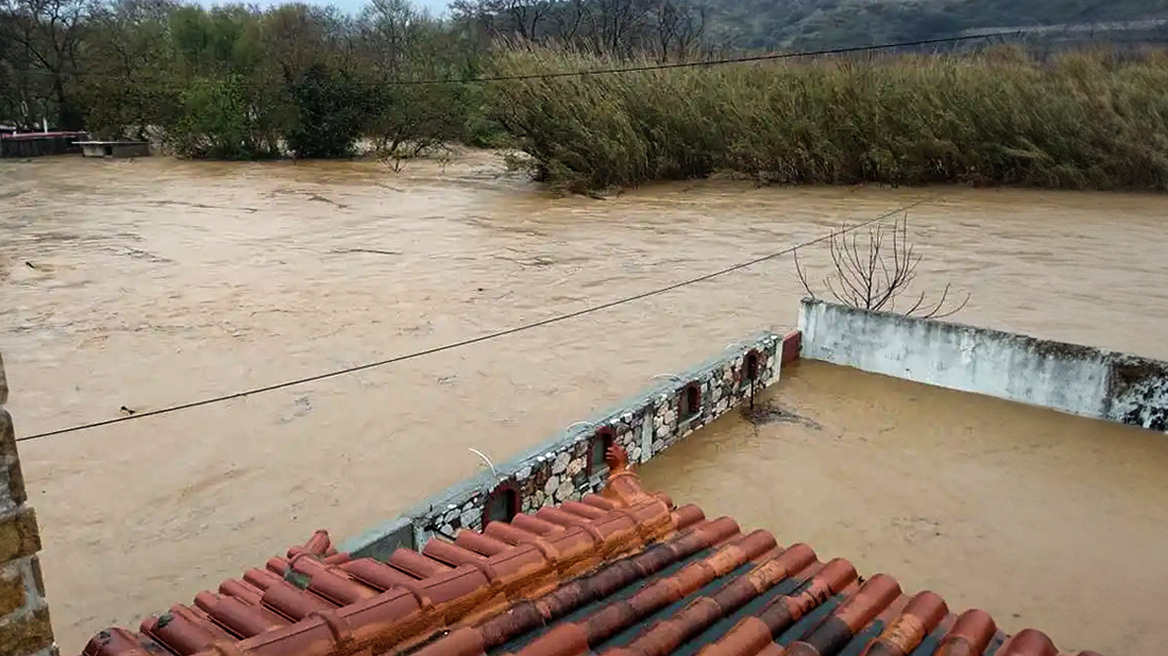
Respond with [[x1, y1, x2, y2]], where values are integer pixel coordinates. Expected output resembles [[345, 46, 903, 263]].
[[397, 33, 1020, 86], [16, 198, 931, 445], [11, 32, 1017, 85]]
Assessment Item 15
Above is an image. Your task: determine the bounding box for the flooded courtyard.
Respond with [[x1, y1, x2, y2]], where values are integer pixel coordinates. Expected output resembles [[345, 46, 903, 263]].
[[640, 361, 1168, 656], [1, 151, 1167, 653]]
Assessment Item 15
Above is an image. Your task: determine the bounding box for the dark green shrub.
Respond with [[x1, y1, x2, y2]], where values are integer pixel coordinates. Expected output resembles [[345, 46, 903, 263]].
[[284, 63, 373, 159]]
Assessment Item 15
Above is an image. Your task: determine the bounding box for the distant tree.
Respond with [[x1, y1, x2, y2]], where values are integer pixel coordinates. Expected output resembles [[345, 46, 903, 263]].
[[264, 3, 353, 81], [550, 0, 587, 41], [360, 0, 430, 74], [79, 0, 178, 138], [355, 0, 476, 162], [0, 0, 90, 129], [169, 5, 264, 75], [452, 0, 712, 58], [481, 0, 551, 42], [653, 0, 704, 61], [159, 5, 292, 157], [0, 8, 27, 126]]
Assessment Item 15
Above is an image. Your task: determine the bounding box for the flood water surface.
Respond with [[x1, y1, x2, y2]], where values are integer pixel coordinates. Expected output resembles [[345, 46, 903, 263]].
[[1, 153, 1167, 652], [639, 361, 1168, 656]]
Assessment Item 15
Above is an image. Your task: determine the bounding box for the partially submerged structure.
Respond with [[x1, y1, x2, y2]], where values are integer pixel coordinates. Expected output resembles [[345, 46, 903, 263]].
[[77, 141, 151, 158], [798, 299, 1168, 432], [11, 301, 1162, 656], [0, 132, 87, 158], [78, 446, 1092, 656]]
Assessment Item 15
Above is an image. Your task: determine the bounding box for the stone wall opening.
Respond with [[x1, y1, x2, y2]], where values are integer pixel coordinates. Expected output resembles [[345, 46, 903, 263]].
[[482, 484, 519, 527], [680, 383, 702, 421], [743, 350, 760, 383], [587, 428, 615, 478]]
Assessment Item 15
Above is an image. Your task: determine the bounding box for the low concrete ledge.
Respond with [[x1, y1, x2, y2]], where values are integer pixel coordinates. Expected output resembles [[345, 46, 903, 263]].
[[344, 517, 414, 561], [77, 141, 150, 158], [798, 298, 1168, 432]]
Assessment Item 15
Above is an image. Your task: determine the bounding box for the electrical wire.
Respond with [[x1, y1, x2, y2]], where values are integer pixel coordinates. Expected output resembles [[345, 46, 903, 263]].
[[7, 0, 1138, 90], [15, 197, 931, 444], [7, 32, 1016, 85], [395, 33, 1018, 86]]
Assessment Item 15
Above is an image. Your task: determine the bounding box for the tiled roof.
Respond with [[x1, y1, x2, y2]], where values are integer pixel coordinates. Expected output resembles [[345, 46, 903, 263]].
[[82, 448, 1099, 656]]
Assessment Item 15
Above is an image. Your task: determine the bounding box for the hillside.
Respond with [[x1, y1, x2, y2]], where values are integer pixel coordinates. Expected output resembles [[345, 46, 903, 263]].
[[706, 0, 1168, 49]]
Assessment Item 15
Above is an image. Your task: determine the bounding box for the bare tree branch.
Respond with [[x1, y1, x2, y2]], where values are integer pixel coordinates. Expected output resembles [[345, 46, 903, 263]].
[[793, 213, 970, 320], [931, 292, 972, 319], [793, 248, 816, 300]]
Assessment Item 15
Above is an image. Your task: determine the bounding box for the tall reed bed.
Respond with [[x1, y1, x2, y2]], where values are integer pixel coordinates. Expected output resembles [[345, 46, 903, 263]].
[[487, 47, 1168, 191]]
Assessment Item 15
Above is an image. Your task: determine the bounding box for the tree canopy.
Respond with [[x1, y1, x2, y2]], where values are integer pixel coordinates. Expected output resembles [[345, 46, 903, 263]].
[[2, 0, 1164, 156]]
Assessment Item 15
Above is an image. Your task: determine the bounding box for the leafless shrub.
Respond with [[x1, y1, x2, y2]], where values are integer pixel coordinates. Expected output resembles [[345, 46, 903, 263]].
[[794, 213, 970, 319], [376, 140, 452, 173]]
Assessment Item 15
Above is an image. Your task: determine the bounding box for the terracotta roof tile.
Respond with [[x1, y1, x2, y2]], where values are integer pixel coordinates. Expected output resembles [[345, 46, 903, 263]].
[[81, 448, 1098, 656]]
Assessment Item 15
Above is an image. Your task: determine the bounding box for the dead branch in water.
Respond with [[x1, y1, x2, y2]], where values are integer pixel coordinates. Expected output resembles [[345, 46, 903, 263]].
[[794, 213, 970, 319]]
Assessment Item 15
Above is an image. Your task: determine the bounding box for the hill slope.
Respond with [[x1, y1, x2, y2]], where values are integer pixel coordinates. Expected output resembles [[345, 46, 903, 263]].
[[706, 0, 1168, 49]]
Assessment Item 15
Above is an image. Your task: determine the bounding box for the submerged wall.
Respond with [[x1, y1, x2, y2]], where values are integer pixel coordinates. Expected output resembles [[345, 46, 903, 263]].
[[798, 299, 1168, 432], [0, 132, 86, 158], [341, 333, 786, 558], [77, 141, 151, 158]]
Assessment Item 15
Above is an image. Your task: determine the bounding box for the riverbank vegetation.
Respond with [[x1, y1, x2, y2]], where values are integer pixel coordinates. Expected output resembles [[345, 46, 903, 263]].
[[492, 47, 1168, 191], [2, 0, 1167, 191]]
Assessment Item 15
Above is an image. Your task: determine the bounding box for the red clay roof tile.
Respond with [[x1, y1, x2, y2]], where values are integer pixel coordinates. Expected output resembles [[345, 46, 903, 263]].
[[80, 447, 1098, 656]]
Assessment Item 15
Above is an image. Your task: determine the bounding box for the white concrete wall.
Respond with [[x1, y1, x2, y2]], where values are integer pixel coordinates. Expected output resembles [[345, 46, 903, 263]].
[[798, 299, 1168, 432]]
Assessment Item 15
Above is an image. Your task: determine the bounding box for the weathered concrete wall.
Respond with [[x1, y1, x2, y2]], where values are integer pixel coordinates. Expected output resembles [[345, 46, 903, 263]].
[[0, 351, 56, 656], [798, 299, 1168, 431], [1106, 356, 1168, 431], [341, 334, 782, 558]]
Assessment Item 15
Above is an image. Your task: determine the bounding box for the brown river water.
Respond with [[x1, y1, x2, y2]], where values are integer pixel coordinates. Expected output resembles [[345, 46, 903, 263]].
[[1, 151, 1166, 654]]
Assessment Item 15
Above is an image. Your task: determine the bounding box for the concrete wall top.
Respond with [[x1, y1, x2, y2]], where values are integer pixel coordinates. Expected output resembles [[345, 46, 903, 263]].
[[798, 298, 1168, 432]]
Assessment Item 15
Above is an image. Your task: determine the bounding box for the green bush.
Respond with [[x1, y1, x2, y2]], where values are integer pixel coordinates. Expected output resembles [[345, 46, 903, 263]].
[[284, 63, 374, 158], [167, 74, 282, 159]]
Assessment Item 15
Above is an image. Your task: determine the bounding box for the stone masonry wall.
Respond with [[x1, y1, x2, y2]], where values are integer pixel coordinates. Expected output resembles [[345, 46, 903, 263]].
[[0, 350, 56, 656], [341, 334, 782, 558]]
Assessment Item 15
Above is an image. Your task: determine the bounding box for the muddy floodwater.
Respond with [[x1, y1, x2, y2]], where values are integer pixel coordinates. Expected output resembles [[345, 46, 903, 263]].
[[1, 151, 1166, 654], [640, 361, 1168, 656]]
